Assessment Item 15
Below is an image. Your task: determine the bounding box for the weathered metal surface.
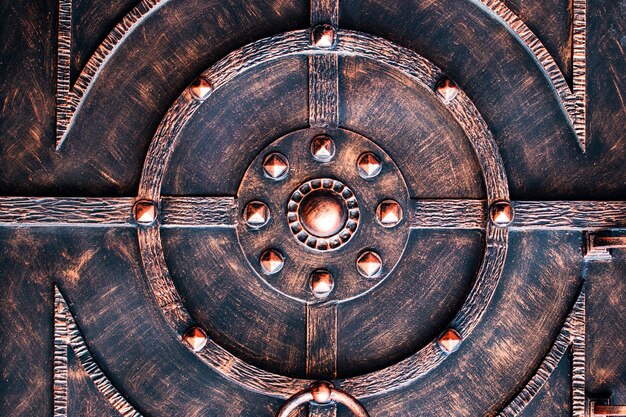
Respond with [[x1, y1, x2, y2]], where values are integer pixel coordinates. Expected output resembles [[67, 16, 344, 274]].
[[0, 0, 624, 416]]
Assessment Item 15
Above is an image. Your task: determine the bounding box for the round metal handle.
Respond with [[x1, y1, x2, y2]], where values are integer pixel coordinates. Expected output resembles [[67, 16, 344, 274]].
[[276, 383, 369, 417]]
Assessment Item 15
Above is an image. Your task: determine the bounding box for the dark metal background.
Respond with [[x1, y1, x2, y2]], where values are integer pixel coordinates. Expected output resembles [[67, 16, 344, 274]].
[[0, 0, 625, 416]]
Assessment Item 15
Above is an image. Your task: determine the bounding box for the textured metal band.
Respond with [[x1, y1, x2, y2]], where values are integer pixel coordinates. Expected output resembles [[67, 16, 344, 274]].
[[137, 29, 509, 399]]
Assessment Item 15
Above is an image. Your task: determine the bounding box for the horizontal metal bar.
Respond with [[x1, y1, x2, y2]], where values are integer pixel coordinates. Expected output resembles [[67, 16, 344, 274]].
[[160, 196, 237, 228], [512, 201, 626, 230], [409, 199, 486, 229], [0, 197, 623, 231], [409, 199, 626, 230], [585, 233, 626, 261], [0, 197, 134, 227], [0, 196, 236, 228]]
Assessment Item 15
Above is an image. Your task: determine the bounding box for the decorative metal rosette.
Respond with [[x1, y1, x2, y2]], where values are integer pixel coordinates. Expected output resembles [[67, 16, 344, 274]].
[[287, 178, 360, 251]]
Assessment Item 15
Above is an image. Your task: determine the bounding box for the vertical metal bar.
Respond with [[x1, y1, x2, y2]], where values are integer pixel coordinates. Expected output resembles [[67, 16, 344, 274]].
[[306, 303, 338, 417], [307, 2, 340, 410], [56, 0, 73, 148], [309, 0, 339, 129], [572, 0, 587, 146]]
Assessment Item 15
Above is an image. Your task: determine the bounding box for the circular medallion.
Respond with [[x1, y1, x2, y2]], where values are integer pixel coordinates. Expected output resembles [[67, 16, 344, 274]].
[[236, 128, 410, 303], [136, 29, 510, 399]]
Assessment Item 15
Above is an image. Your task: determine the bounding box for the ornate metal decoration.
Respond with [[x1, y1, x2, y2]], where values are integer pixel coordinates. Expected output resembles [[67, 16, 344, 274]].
[[0, 0, 622, 415]]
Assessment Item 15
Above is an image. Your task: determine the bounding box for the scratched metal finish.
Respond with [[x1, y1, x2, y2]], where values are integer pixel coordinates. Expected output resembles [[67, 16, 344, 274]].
[[0, 0, 624, 416]]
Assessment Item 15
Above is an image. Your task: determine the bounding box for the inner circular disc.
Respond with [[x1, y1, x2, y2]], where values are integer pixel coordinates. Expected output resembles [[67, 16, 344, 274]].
[[236, 127, 411, 303]]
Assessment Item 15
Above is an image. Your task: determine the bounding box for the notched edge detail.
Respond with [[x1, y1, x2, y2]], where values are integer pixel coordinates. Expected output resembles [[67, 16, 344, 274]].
[[55, 0, 169, 150], [54, 285, 143, 417], [497, 284, 586, 417], [477, 0, 587, 151]]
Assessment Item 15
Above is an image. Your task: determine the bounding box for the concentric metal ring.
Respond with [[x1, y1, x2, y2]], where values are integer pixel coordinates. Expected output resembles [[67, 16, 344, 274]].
[[287, 178, 360, 251]]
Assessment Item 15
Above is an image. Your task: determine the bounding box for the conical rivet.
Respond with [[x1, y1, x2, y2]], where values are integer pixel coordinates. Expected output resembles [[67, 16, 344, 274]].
[[132, 200, 157, 225], [356, 251, 382, 278], [190, 76, 213, 100], [311, 135, 335, 162], [310, 381, 332, 404], [243, 201, 270, 228], [183, 326, 208, 352], [263, 153, 289, 180], [311, 24, 336, 49], [435, 78, 458, 104], [357, 152, 382, 179], [309, 270, 334, 299], [489, 201, 514, 227], [376, 200, 403, 227], [260, 249, 284, 275], [438, 329, 462, 353]]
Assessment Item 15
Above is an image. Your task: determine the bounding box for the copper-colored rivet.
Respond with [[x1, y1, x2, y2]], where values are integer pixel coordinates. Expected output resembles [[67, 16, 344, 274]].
[[357, 152, 382, 179], [309, 270, 334, 299], [132, 200, 157, 226], [376, 200, 403, 227], [183, 326, 208, 352], [263, 153, 289, 180], [190, 76, 213, 100], [435, 78, 458, 104], [243, 201, 270, 228], [260, 249, 284, 275], [489, 201, 514, 227], [438, 328, 462, 353], [311, 24, 336, 49], [311, 135, 336, 162], [356, 251, 383, 278], [310, 381, 332, 404]]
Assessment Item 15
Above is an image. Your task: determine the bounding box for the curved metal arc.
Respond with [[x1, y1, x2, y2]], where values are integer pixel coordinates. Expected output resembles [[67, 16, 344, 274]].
[[276, 391, 315, 417], [329, 390, 371, 417], [471, 0, 586, 150], [497, 284, 586, 416], [56, 0, 171, 149], [54, 285, 143, 417]]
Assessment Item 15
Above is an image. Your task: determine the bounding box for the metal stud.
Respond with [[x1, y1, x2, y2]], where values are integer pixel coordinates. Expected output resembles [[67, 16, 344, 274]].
[[309, 270, 334, 299], [183, 326, 208, 352], [310, 381, 332, 404], [263, 153, 289, 180], [356, 251, 382, 278], [376, 200, 403, 227], [435, 78, 459, 104], [260, 249, 284, 275], [311, 24, 336, 49], [132, 200, 157, 226], [438, 328, 462, 353], [357, 152, 382, 179], [243, 201, 270, 228], [310, 135, 335, 162], [189, 76, 213, 100], [489, 201, 514, 227]]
